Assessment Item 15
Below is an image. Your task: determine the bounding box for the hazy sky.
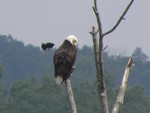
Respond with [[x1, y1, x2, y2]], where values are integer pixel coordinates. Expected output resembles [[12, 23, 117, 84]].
[[0, 0, 149, 56]]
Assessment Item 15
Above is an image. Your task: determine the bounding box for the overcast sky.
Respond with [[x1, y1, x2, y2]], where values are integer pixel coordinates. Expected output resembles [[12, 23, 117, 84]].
[[0, 0, 149, 56]]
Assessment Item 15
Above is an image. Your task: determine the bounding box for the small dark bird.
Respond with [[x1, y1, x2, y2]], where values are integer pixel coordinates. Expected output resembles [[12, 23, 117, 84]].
[[41, 42, 55, 51]]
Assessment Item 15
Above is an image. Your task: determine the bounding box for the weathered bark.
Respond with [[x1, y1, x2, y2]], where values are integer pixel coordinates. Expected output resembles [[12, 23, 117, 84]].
[[111, 58, 134, 113]]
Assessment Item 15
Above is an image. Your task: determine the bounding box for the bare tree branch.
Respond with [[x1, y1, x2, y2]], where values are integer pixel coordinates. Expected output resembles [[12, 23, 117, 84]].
[[93, 0, 103, 38], [102, 0, 134, 37], [111, 57, 134, 113], [89, 26, 100, 88], [65, 67, 78, 113], [92, 1, 110, 113], [103, 45, 108, 51], [90, 26, 109, 113]]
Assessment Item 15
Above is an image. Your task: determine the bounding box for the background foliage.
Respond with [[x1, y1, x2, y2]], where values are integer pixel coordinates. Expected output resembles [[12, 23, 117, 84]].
[[0, 35, 150, 113]]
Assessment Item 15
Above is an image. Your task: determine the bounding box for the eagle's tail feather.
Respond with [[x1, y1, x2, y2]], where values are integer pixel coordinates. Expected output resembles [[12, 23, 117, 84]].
[[55, 76, 63, 85]]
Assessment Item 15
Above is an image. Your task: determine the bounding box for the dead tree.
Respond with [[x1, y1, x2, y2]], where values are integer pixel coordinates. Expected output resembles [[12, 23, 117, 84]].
[[89, 0, 134, 113]]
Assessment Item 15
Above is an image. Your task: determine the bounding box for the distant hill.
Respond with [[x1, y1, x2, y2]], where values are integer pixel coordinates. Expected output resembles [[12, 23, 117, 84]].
[[0, 35, 150, 93], [0, 35, 55, 87]]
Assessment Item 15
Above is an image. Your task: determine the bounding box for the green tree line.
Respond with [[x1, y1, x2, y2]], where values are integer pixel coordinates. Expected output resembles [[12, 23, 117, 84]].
[[0, 35, 150, 112], [0, 68, 150, 113]]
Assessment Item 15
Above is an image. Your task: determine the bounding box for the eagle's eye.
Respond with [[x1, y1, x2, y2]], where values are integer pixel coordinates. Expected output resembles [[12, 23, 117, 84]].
[[73, 39, 77, 46]]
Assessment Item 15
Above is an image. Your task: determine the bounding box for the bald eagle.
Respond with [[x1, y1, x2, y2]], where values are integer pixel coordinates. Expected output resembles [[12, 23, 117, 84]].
[[53, 35, 78, 85]]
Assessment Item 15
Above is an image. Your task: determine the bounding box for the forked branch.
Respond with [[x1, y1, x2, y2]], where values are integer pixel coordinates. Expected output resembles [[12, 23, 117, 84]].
[[90, 0, 135, 113]]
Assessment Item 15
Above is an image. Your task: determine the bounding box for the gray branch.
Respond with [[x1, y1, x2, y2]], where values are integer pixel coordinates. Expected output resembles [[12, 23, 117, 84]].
[[111, 58, 134, 113], [93, 0, 103, 38], [65, 67, 78, 113], [103, 0, 134, 37]]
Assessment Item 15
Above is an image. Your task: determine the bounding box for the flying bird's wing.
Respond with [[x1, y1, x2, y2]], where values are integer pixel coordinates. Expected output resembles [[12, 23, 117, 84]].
[[46, 42, 54, 48], [41, 43, 47, 51], [41, 42, 54, 51]]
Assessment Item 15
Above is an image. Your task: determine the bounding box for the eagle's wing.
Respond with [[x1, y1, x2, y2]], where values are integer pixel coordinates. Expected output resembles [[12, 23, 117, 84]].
[[54, 46, 75, 79]]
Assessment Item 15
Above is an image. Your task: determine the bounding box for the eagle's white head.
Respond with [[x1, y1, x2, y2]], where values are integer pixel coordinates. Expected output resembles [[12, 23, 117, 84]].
[[66, 35, 78, 46]]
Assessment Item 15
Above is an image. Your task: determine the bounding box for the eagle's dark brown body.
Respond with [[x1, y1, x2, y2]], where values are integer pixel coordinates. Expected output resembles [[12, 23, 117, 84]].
[[53, 40, 77, 84]]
